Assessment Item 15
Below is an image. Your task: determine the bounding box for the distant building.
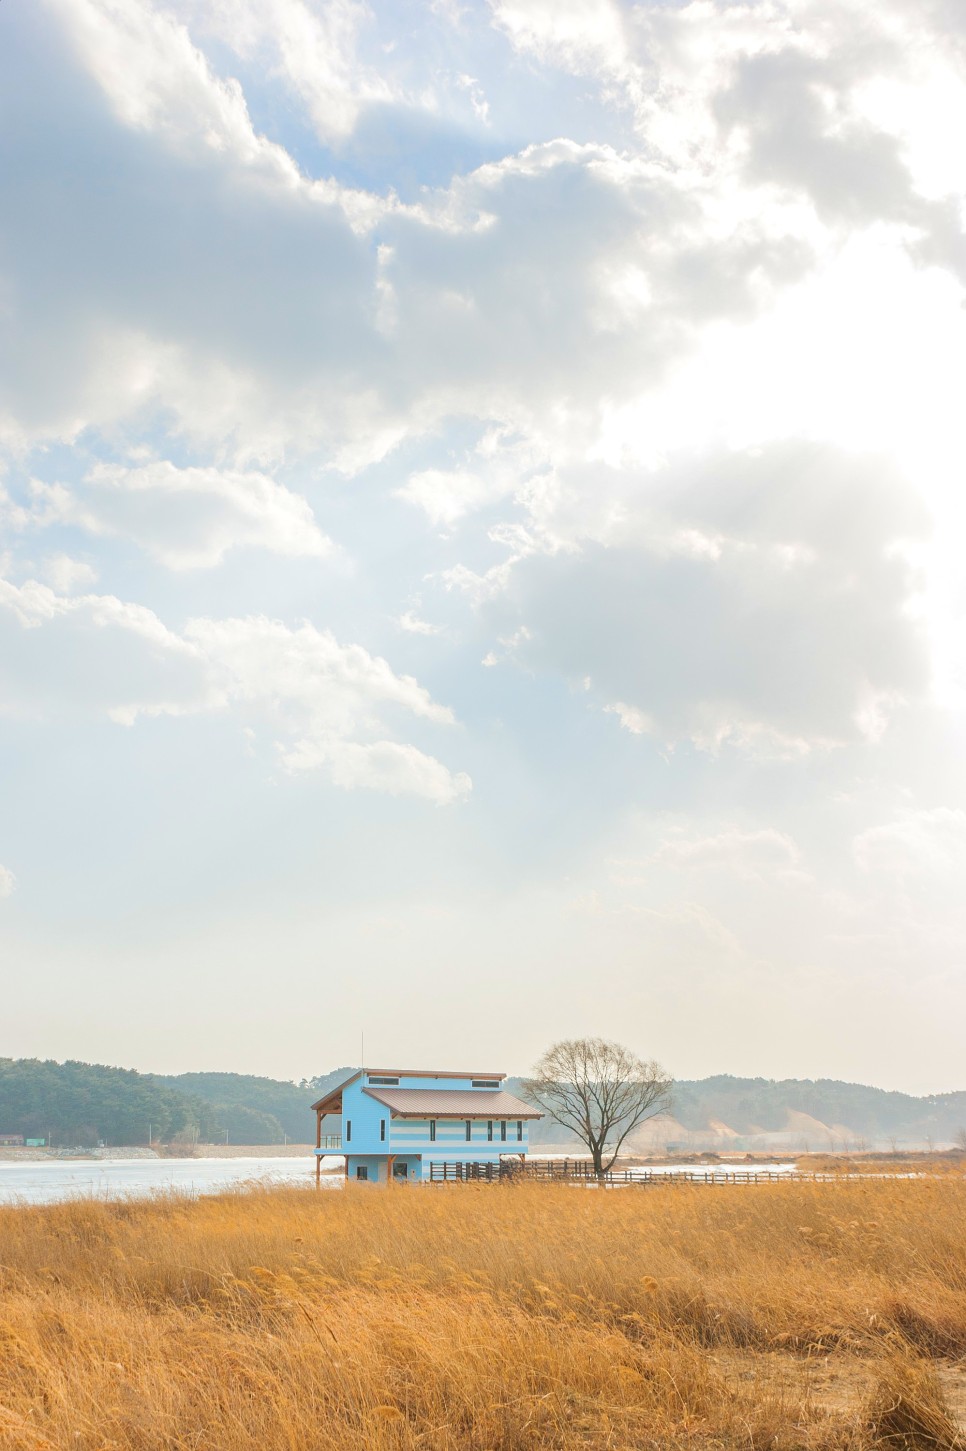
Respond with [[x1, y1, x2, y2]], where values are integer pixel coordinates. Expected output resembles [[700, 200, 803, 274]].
[[0, 1133, 24, 1146], [312, 1068, 542, 1183]]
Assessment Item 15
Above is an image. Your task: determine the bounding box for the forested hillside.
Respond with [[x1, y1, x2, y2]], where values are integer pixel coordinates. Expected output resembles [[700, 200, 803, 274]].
[[155, 1071, 351, 1144], [0, 1059, 222, 1147], [5, 1060, 965, 1150], [510, 1075, 966, 1149], [671, 1075, 966, 1144], [0, 1060, 354, 1147]]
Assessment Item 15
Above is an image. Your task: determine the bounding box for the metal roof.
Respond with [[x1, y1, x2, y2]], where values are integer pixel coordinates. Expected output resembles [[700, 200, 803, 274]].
[[310, 1067, 507, 1112], [363, 1067, 506, 1080], [363, 1087, 542, 1119]]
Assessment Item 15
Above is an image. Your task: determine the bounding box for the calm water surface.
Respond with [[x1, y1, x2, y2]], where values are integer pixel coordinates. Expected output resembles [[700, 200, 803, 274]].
[[0, 1157, 803, 1204], [0, 1156, 340, 1205]]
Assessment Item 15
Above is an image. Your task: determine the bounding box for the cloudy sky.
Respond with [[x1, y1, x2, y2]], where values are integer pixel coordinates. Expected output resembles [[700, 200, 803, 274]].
[[1, 0, 964, 1092]]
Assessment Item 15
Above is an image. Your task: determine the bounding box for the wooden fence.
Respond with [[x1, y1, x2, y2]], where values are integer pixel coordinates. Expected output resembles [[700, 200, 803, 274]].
[[427, 1159, 835, 1186]]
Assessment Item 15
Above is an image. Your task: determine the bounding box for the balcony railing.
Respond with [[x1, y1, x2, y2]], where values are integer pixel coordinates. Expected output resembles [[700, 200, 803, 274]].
[[317, 1135, 342, 1151]]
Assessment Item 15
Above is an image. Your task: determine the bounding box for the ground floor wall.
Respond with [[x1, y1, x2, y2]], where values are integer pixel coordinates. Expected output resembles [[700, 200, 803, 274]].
[[340, 1153, 527, 1183], [346, 1154, 422, 1183]]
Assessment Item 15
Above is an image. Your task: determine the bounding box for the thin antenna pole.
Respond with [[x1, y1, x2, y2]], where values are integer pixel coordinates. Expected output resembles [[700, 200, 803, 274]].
[[361, 1031, 364, 1072]]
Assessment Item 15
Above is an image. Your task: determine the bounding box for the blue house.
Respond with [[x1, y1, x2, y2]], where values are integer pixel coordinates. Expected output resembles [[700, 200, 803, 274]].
[[312, 1067, 542, 1183]]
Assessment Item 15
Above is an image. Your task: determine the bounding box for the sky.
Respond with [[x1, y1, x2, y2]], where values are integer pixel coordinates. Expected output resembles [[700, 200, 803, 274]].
[[1, 0, 965, 1093]]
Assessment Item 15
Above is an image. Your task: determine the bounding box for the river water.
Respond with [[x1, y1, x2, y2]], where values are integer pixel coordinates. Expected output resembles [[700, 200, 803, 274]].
[[0, 1155, 341, 1205], [0, 1156, 803, 1204]]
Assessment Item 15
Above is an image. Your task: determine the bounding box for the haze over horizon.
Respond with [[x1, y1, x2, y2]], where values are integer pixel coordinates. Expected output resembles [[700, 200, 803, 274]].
[[1, 0, 965, 1095]]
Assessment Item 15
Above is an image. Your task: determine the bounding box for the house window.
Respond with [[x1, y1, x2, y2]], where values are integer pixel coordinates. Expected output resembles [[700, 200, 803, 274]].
[[429, 1121, 437, 1142], [500, 1121, 507, 1142], [465, 1120, 472, 1142], [380, 1120, 386, 1142], [356, 1165, 368, 1181], [517, 1120, 523, 1141], [368, 1076, 399, 1085], [346, 1120, 351, 1143], [487, 1121, 493, 1141], [472, 1079, 500, 1088]]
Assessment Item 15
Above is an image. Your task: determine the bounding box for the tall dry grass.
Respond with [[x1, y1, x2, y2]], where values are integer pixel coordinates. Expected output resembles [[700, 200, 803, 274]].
[[1, 1177, 965, 1449]]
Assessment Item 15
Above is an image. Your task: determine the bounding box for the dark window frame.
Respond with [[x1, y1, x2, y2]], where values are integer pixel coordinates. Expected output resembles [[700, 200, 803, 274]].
[[471, 1079, 500, 1088], [517, 1120, 523, 1141], [429, 1120, 437, 1142], [380, 1119, 386, 1142], [500, 1120, 507, 1142], [368, 1075, 400, 1086], [487, 1120, 493, 1141], [346, 1120, 351, 1143], [465, 1120, 472, 1142]]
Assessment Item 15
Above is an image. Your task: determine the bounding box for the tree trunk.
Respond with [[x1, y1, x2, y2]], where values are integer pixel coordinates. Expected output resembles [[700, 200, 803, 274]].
[[592, 1144, 606, 1182]]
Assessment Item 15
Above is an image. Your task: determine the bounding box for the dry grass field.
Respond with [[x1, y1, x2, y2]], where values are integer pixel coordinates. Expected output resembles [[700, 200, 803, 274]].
[[1, 1177, 965, 1449]]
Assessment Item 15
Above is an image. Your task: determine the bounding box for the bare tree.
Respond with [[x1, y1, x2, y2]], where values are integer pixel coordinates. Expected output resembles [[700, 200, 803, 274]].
[[954, 1127, 966, 1154], [523, 1038, 672, 1179]]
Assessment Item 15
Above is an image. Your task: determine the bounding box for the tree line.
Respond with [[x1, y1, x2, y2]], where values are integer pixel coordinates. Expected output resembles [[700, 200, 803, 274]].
[[0, 1059, 296, 1147], [6, 1052, 965, 1151]]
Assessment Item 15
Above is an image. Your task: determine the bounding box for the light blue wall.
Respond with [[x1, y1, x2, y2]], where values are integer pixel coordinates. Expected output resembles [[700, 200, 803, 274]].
[[336, 1072, 532, 1182], [341, 1078, 390, 1157], [347, 1154, 420, 1183]]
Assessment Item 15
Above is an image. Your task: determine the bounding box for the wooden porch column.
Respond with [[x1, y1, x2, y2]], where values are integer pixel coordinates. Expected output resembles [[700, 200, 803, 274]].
[[315, 1108, 322, 1187], [386, 1154, 395, 1185]]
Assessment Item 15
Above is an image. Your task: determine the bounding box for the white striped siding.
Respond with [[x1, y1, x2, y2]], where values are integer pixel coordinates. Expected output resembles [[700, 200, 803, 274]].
[[390, 1117, 528, 1152]]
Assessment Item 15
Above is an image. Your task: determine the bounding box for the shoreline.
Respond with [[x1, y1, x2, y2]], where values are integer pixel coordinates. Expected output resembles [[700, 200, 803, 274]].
[[0, 1143, 316, 1163]]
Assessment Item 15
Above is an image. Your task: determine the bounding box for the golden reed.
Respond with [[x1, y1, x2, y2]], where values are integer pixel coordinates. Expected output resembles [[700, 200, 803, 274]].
[[1, 1176, 965, 1448]]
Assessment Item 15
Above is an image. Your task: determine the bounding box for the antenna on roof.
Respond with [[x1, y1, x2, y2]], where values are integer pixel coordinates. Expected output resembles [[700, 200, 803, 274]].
[[361, 1031, 365, 1073]]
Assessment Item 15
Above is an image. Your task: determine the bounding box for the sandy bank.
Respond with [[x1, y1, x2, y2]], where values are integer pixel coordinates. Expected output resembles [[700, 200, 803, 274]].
[[0, 1143, 315, 1162]]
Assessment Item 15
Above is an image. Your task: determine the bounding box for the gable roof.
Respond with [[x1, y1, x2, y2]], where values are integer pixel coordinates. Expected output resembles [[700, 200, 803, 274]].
[[363, 1086, 542, 1119], [311, 1070, 361, 1113], [311, 1067, 508, 1113]]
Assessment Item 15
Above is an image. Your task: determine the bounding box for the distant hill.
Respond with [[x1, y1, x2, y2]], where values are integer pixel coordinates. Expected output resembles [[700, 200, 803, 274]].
[[155, 1068, 357, 1144], [0, 1058, 223, 1147], [156, 1072, 319, 1144], [509, 1075, 966, 1151], [667, 1075, 966, 1151], [4, 1060, 965, 1151]]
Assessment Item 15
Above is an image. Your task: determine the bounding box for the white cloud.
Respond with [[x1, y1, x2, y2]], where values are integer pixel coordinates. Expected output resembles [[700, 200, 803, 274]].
[[38, 555, 99, 593], [398, 610, 444, 636], [0, 3, 820, 464], [0, 576, 469, 801], [491, 0, 633, 81], [0, 0, 965, 1083], [32, 461, 331, 569], [648, 827, 802, 875], [483, 442, 929, 757], [853, 808, 966, 878], [0, 865, 16, 898], [398, 428, 549, 529], [0, 575, 207, 723], [50, 0, 299, 175], [399, 468, 504, 530], [186, 614, 455, 731], [283, 739, 471, 802], [174, 0, 391, 144]]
